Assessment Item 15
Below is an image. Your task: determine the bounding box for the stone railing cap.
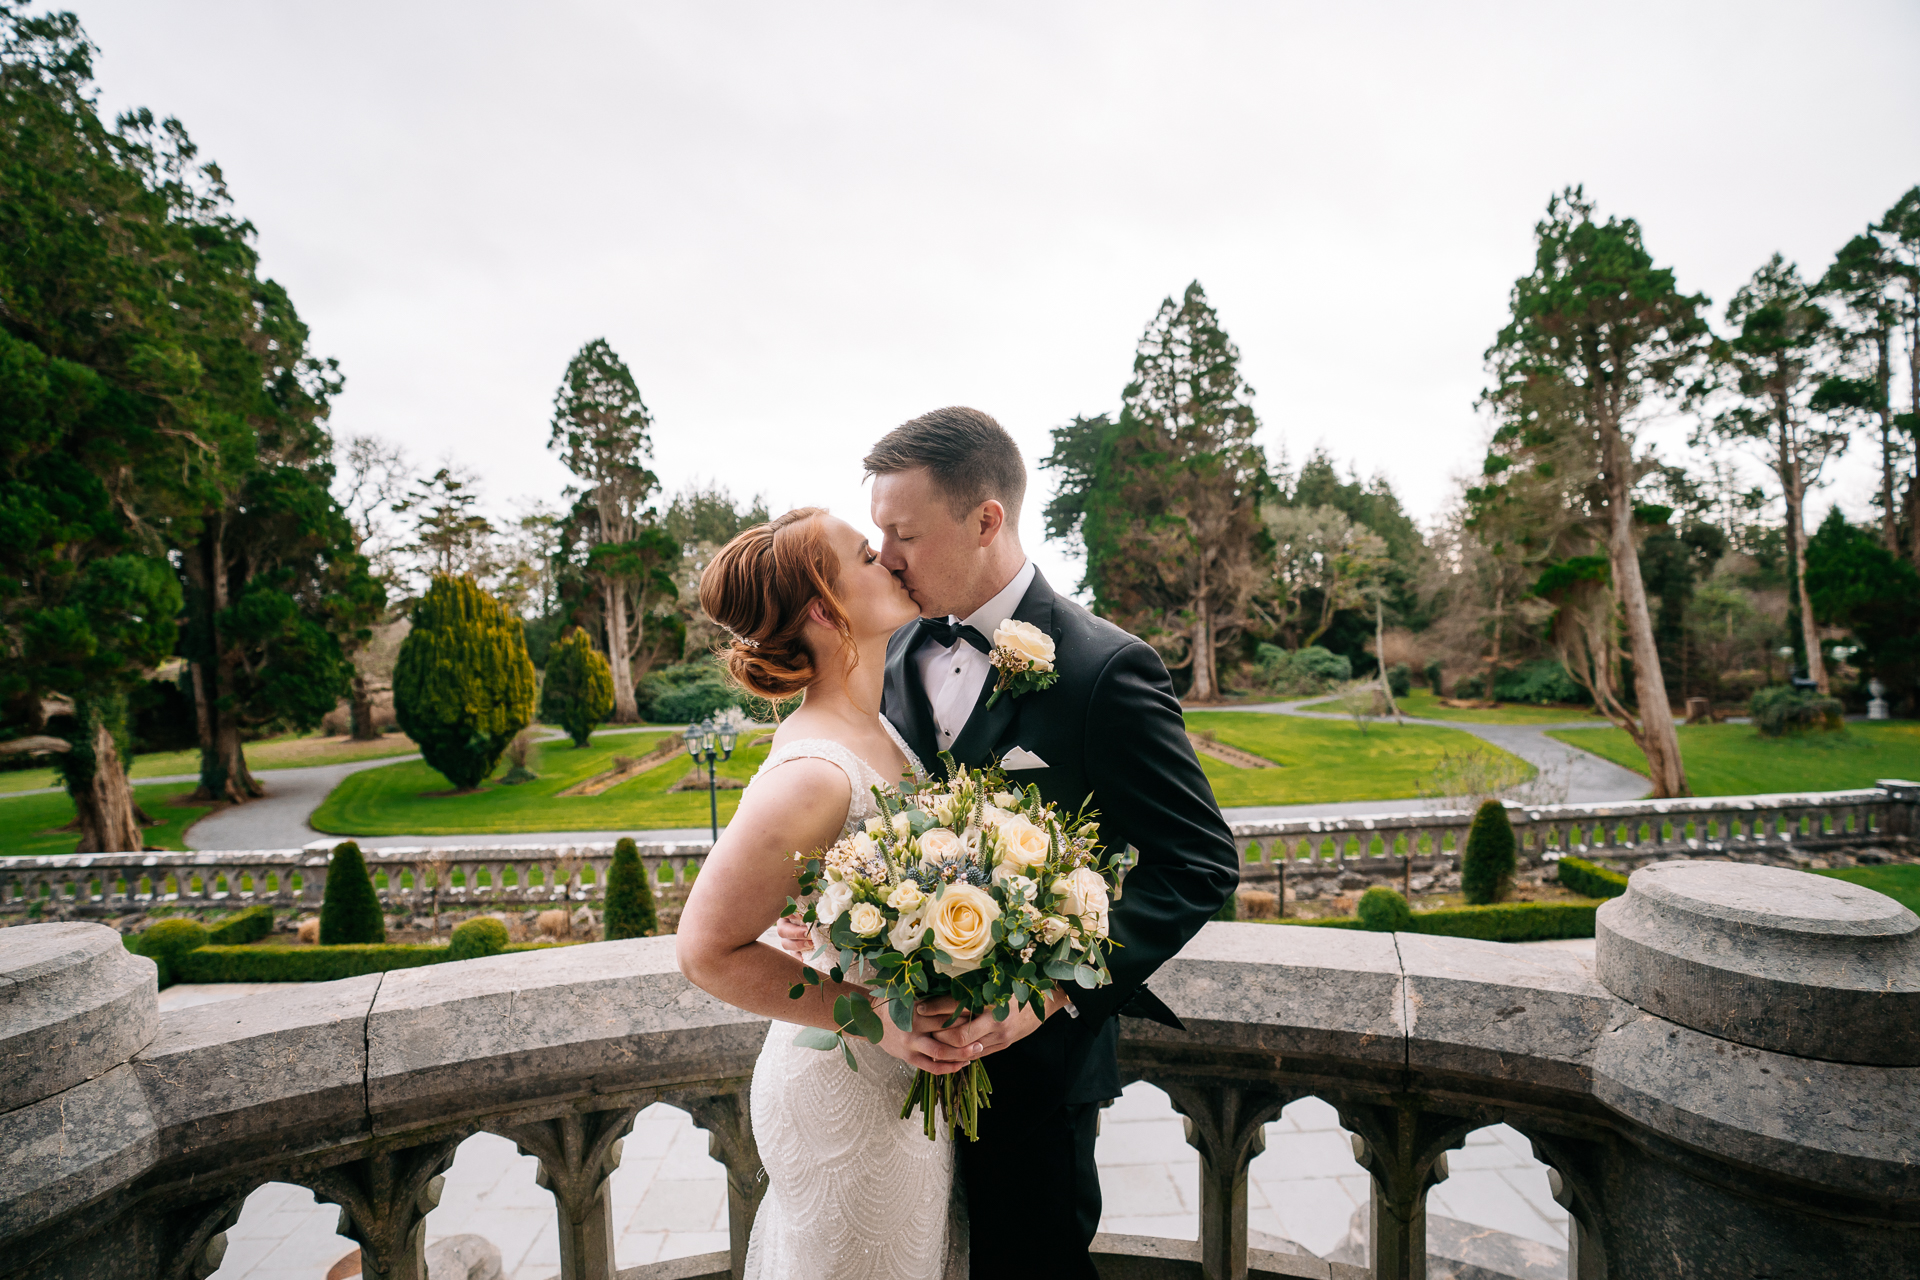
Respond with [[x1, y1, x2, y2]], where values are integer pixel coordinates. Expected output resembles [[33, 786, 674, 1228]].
[[1631, 859, 1917, 938]]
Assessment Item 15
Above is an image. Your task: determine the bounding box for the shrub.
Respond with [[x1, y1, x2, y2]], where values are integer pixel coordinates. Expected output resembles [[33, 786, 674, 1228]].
[[1254, 644, 1352, 696], [178, 943, 448, 983], [1274, 899, 1599, 942], [135, 918, 208, 988], [540, 627, 616, 747], [1454, 673, 1486, 699], [500, 729, 539, 784], [1386, 663, 1412, 699], [1461, 800, 1516, 905], [1356, 886, 1414, 932], [1556, 855, 1628, 899], [650, 678, 740, 724], [393, 574, 538, 789], [206, 906, 274, 946], [320, 842, 386, 945], [1424, 659, 1444, 695], [1492, 660, 1586, 705], [1749, 685, 1846, 738], [603, 837, 659, 939], [448, 916, 510, 961]]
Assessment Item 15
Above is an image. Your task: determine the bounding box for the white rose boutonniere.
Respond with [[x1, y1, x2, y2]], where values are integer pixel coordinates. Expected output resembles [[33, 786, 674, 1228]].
[[985, 619, 1060, 709]]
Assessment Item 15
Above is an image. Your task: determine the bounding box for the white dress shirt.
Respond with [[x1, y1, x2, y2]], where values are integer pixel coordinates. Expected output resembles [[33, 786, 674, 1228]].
[[915, 560, 1036, 753]]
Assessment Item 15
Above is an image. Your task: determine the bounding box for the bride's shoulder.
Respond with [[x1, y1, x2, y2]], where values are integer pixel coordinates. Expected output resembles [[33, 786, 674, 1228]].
[[738, 751, 850, 812]]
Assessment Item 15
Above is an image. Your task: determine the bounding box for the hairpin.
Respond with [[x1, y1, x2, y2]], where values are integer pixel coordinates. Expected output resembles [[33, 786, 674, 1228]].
[[729, 629, 762, 649]]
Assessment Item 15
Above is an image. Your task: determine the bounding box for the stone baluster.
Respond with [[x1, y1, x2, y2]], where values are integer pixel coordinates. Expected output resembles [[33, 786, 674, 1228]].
[[494, 1105, 642, 1280], [1336, 1099, 1481, 1280], [1160, 1079, 1293, 1280], [670, 1088, 765, 1280], [305, 1137, 465, 1280]]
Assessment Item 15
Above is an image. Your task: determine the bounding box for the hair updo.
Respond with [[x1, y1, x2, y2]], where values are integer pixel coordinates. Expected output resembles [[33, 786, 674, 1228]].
[[699, 507, 854, 701]]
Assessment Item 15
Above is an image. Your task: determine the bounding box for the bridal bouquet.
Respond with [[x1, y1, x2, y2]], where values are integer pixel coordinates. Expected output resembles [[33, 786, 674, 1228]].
[[783, 756, 1124, 1140]]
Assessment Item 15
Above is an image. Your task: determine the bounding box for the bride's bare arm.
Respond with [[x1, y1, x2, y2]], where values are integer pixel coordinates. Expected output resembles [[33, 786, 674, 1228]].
[[675, 760, 976, 1075]]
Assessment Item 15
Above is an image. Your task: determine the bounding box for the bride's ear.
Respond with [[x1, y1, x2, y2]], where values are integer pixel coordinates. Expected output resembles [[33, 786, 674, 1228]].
[[805, 598, 834, 631]]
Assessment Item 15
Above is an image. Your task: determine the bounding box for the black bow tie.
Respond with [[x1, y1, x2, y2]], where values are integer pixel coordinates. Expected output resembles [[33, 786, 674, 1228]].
[[917, 617, 991, 654]]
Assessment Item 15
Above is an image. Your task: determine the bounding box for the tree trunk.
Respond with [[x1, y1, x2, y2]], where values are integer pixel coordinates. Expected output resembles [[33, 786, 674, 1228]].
[[1877, 333, 1898, 551], [1786, 461, 1829, 695], [1189, 591, 1215, 702], [349, 669, 379, 741], [1376, 594, 1402, 723], [604, 579, 639, 722], [186, 521, 263, 804], [1601, 410, 1688, 798], [66, 701, 144, 854]]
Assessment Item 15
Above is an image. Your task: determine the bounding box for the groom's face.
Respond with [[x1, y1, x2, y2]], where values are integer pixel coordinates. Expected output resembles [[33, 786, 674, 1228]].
[[870, 468, 985, 620]]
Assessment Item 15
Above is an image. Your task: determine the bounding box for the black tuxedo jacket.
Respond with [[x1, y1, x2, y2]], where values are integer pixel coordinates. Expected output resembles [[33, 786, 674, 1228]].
[[883, 568, 1240, 1104]]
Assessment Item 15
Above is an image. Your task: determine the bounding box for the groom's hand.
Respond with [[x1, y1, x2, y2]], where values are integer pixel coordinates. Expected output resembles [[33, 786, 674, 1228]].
[[929, 990, 1067, 1057], [880, 997, 986, 1075]]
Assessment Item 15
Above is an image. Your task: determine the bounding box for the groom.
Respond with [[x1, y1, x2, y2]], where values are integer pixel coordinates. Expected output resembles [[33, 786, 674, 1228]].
[[782, 406, 1240, 1278]]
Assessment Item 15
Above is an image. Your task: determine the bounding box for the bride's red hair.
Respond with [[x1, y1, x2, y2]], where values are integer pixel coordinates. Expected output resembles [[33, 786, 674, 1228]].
[[699, 508, 854, 701]]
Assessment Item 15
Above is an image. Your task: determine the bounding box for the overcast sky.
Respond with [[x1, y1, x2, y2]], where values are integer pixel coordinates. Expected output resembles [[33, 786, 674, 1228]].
[[77, 0, 1920, 598]]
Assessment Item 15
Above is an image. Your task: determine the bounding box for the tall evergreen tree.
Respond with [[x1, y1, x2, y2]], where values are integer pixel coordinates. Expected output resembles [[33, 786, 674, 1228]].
[[1820, 231, 1908, 555], [1698, 255, 1845, 694], [548, 339, 661, 721], [392, 574, 537, 791], [1479, 189, 1709, 797], [1047, 284, 1270, 700]]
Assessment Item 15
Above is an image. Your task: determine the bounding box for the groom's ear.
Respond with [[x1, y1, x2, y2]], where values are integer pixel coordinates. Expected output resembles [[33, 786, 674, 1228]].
[[973, 499, 1008, 545]]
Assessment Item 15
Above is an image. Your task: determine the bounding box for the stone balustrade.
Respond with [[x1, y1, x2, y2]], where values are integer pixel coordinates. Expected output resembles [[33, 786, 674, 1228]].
[[3, 857, 1916, 1280], [4, 783, 1913, 918]]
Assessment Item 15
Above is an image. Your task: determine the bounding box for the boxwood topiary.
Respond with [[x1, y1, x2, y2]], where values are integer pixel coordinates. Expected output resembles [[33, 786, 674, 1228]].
[[205, 905, 274, 946], [136, 918, 208, 988], [393, 573, 538, 789], [448, 916, 510, 961], [1556, 855, 1628, 899], [1749, 685, 1846, 737], [320, 842, 386, 945], [603, 837, 658, 939], [540, 626, 615, 748], [1461, 799, 1516, 905], [1356, 886, 1414, 932]]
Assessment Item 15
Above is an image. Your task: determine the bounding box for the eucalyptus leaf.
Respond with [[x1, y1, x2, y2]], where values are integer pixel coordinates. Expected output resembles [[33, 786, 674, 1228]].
[[1074, 964, 1101, 988], [888, 997, 913, 1033], [793, 1026, 841, 1052], [847, 999, 886, 1044]]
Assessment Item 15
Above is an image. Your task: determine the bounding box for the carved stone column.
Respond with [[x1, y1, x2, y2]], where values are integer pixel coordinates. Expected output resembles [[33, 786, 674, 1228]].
[[670, 1088, 764, 1280], [1336, 1098, 1480, 1280], [307, 1138, 465, 1280], [1159, 1079, 1295, 1280], [492, 1106, 641, 1280]]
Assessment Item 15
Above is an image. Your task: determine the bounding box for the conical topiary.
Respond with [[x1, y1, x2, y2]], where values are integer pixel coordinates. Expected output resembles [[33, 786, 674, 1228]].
[[320, 841, 386, 944], [1356, 886, 1414, 932], [1461, 800, 1516, 905], [448, 916, 510, 961], [393, 574, 538, 790], [602, 837, 658, 939], [540, 627, 616, 748]]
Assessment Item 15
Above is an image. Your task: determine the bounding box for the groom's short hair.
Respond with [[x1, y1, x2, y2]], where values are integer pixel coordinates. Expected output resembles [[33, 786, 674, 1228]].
[[864, 406, 1027, 523]]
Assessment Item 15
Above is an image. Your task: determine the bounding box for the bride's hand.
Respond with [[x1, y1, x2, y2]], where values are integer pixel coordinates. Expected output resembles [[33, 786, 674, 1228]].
[[876, 995, 985, 1075], [775, 914, 812, 958]]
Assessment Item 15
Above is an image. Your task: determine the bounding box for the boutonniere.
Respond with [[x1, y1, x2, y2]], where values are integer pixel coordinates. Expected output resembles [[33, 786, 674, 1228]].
[[985, 619, 1060, 709]]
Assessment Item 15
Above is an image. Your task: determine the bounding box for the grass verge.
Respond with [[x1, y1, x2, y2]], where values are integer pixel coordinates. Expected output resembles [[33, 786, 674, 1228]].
[[1395, 690, 1606, 727], [1813, 864, 1920, 915], [1184, 712, 1532, 806], [0, 783, 209, 855], [0, 731, 423, 796], [1546, 721, 1920, 796]]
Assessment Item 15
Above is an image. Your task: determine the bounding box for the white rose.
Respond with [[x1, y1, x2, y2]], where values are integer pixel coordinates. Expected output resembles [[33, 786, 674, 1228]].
[[992, 868, 1037, 899], [992, 792, 1022, 809], [1053, 866, 1110, 921], [888, 906, 930, 954], [816, 880, 854, 927], [917, 826, 964, 865], [929, 883, 1001, 976], [993, 619, 1056, 671], [847, 832, 878, 862], [887, 881, 926, 911], [1036, 915, 1072, 946], [890, 812, 913, 840], [848, 902, 885, 937], [996, 816, 1051, 873], [865, 815, 886, 835]]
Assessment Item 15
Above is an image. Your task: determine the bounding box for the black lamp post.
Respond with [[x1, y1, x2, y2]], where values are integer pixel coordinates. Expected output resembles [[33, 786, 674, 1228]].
[[684, 717, 738, 842]]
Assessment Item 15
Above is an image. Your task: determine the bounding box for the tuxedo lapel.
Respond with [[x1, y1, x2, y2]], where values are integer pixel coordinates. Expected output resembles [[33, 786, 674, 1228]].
[[948, 571, 1058, 768], [884, 627, 942, 778]]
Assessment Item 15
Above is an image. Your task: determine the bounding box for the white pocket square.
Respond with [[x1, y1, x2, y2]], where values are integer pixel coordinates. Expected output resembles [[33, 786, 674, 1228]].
[[1001, 747, 1049, 770]]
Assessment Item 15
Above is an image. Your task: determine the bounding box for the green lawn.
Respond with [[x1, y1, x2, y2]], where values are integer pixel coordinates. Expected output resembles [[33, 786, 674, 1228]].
[[1547, 721, 1920, 797], [0, 783, 210, 856], [1815, 864, 1920, 915], [311, 731, 774, 835], [1395, 689, 1607, 727], [1186, 712, 1531, 806], [0, 731, 422, 796]]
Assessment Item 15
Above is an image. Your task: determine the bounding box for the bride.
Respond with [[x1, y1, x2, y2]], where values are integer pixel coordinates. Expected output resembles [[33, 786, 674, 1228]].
[[676, 507, 977, 1280]]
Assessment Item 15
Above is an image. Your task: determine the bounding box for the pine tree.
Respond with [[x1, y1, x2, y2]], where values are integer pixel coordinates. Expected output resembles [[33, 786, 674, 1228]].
[[540, 627, 616, 747], [393, 575, 538, 790], [1461, 801, 1516, 906], [602, 837, 658, 939], [319, 841, 386, 944]]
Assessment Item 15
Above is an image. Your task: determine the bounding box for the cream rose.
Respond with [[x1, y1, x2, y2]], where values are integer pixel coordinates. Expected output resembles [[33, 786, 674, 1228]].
[[815, 879, 855, 927], [1036, 914, 1072, 946], [917, 826, 964, 865], [928, 883, 1001, 975], [888, 906, 930, 954], [992, 791, 1022, 809], [993, 619, 1055, 671], [847, 902, 885, 937], [995, 816, 1051, 873], [890, 812, 913, 840], [847, 831, 878, 863], [886, 881, 926, 911], [864, 815, 886, 835], [1053, 866, 1110, 921]]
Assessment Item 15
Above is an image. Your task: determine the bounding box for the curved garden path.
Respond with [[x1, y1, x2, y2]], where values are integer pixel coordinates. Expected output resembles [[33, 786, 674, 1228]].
[[165, 703, 1650, 851]]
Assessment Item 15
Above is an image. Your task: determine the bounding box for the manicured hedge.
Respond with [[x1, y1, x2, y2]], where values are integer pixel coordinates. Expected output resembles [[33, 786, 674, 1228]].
[[1273, 898, 1601, 942], [206, 906, 275, 946], [174, 939, 564, 984], [1555, 855, 1628, 899]]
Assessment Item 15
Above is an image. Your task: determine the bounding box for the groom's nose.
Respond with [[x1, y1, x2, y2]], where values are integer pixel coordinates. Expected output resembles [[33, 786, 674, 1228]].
[[877, 537, 908, 572]]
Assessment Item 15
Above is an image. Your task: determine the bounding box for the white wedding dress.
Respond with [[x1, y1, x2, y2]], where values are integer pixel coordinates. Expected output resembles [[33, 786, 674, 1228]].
[[742, 721, 966, 1280]]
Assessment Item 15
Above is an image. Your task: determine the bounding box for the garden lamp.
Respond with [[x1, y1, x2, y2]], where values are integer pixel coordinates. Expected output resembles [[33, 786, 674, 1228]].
[[684, 722, 703, 757], [684, 718, 735, 842]]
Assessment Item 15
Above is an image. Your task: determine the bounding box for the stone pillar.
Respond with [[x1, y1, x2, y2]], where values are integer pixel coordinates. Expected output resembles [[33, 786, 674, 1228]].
[[1880, 778, 1918, 841], [1159, 1079, 1293, 1280], [492, 1106, 641, 1280], [670, 1088, 763, 1280], [1335, 1100, 1480, 1280], [307, 1139, 464, 1280]]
